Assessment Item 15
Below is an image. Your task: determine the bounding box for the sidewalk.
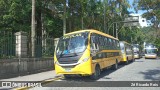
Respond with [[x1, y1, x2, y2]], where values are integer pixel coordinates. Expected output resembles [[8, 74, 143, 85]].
[[0, 70, 59, 81]]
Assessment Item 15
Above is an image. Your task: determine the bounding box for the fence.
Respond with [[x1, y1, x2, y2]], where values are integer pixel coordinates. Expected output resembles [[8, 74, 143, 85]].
[[0, 30, 57, 78], [0, 31, 16, 59], [0, 31, 56, 59], [35, 36, 55, 58]]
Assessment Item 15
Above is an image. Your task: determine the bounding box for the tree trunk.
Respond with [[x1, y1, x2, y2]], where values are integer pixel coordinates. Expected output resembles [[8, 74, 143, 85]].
[[63, 0, 66, 35], [41, 13, 47, 54], [104, 0, 106, 33], [31, 0, 36, 57]]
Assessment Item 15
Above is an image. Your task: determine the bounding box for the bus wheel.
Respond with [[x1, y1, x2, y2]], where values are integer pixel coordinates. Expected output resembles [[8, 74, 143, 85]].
[[132, 58, 135, 62], [125, 60, 128, 65], [63, 74, 70, 79], [112, 60, 118, 70], [91, 65, 100, 80]]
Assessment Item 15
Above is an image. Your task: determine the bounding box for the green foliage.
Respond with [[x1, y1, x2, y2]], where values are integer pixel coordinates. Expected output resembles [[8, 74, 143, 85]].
[[0, 0, 144, 42], [1, 0, 159, 57], [155, 38, 160, 48], [134, 0, 160, 48], [139, 0, 159, 19], [0, 0, 31, 32], [0, 0, 63, 37]]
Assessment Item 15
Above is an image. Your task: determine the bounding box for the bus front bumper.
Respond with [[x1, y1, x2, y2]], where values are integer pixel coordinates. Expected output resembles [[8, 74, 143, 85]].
[[145, 54, 157, 59], [134, 54, 139, 59], [55, 62, 92, 75]]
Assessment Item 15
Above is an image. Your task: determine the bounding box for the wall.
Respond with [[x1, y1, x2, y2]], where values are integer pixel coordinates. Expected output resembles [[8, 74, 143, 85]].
[[0, 58, 54, 79]]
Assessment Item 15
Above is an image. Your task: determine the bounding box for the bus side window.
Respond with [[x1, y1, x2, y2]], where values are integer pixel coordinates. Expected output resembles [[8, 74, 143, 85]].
[[117, 41, 120, 49], [106, 38, 109, 49], [115, 40, 117, 49], [104, 37, 106, 49], [102, 36, 105, 48], [90, 34, 99, 51], [98, 35, 101, 45], [95, 35, 99, 50], [104, 38, 107, 45], [109, 38, 112, 49], [108, 38, 111, 49], [99, 35, 104, 49], [100, 36, 104, 46], [125, 45, 127, 54], [95, 35, 98, 42], [113, 40, 116, 50], [98, 53, 102, 59], [91, 36, 95, 50]]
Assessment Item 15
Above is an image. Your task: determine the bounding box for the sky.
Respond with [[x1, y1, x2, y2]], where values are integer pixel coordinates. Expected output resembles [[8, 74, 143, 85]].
[[127, 0, 147, 15]]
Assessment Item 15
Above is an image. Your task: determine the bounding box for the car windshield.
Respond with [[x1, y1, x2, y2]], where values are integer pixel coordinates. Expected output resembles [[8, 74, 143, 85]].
[[145, 49, 157, 54], [56, 32, 88, 55]]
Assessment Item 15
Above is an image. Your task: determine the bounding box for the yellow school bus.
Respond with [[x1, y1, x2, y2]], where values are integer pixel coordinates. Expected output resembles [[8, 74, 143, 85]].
[[119, 41, 134, 64], [54, 29, 122, 79], [133, 44, 141, 59]]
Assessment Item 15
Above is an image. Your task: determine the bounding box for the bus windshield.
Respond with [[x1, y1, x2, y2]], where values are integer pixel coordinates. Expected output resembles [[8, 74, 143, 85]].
[[133, 47, 139, 53], [120, 42, 125, 53], [56, 32, 88, 56], [145, 49, 157, 54]]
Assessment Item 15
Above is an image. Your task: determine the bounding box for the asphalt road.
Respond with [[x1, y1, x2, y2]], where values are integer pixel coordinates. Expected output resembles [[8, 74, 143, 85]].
[[30, 58, 160, 90]]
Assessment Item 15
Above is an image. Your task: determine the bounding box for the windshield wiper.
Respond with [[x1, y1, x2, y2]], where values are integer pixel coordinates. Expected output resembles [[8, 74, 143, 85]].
[[73, 51, 78, 56], [58, 51, 64, 59]]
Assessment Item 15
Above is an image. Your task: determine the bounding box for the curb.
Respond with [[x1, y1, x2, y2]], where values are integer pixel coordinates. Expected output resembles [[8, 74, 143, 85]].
[[13, 76, 63, 90]]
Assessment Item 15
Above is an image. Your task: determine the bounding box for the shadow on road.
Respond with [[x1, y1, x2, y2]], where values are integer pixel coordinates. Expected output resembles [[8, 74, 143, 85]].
[[62, 62, 135, 81], [99, 63, 127, 80], [62, 76, 95, 82], [139, 67, 160, 81], [144, 58, 160, 60], [134, 60, 144, 62]]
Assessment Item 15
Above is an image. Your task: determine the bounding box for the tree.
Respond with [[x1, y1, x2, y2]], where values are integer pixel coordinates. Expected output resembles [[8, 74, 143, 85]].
[[133, 0, 160, 49], [0, 0, 31, 32], [31, 0, 36, 57]]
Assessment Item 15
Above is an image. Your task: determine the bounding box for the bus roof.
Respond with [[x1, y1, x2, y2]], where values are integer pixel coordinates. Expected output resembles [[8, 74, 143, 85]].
[[120, 41, 131, 45], [64, 29, 118, 40], [144, 48, 158, 49]]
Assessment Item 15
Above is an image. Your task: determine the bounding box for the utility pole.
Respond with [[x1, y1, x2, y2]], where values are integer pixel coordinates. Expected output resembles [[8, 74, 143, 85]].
[[63, 0, 66, 35], [130, 26, 132, 43], [31, 0, 36, 57], [113, 23, 114, 37], [116, 23, 118, 39], [103, 0, 107, 33]]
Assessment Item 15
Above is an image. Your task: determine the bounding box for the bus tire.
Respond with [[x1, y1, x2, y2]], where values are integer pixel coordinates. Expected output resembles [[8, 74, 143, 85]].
[[63, 74, 70, 79], [155, 56, 158, 59], [125, 59, 128, 65], [91, 65, 100, 80], [133, 58, 135, 62], [112, 60, 118, 70]]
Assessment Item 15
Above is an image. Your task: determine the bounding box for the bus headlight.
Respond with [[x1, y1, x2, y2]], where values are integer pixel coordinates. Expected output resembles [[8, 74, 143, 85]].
[[83, 57, 89, 62], [79, 57, 89, 64]]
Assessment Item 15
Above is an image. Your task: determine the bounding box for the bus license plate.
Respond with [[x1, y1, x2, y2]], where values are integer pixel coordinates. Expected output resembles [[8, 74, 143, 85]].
[[65, 68, 71, 72]]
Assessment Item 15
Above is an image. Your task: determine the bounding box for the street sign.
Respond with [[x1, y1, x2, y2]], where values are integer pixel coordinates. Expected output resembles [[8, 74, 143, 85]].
[[124, 16, 139, 27], [125, 16, 139, 22]]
